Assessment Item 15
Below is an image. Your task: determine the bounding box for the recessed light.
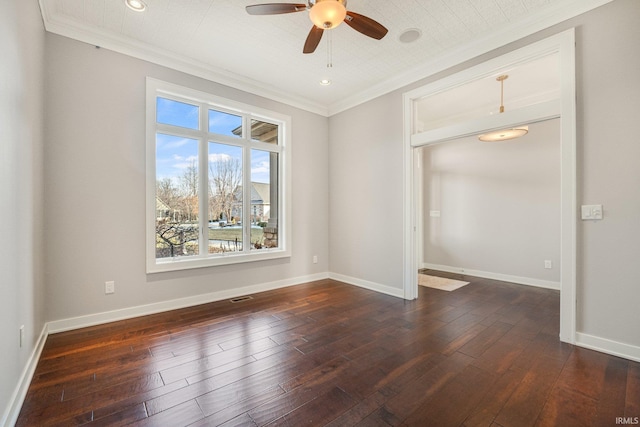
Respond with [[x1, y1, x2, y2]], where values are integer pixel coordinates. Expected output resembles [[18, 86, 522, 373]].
[[125, 0, 147, 12], [320, 79, 332, 86], [398, 28, 422, 43]]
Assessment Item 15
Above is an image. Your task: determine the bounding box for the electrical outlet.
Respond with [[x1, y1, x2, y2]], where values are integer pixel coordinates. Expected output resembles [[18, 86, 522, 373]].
[[105, 281, 115, 294], [313, 255, 318, 264], [544, 260, 553, 269], [20, 325, 24, 348]]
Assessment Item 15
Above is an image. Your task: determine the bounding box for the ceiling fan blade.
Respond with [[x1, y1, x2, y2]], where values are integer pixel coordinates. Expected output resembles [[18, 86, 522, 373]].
[[344, 11, 388, 40], [246, 3, 307, 15], [303, 26, 324, 54]]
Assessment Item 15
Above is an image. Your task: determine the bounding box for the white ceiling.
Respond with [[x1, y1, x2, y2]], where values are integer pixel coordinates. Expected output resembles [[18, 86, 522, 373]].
[[38, 0, 611, 116]]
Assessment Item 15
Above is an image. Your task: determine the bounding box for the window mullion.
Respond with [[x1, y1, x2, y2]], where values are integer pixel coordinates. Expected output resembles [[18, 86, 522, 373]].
[[198, 104, 209, 257], [242, 119, 252, 253]]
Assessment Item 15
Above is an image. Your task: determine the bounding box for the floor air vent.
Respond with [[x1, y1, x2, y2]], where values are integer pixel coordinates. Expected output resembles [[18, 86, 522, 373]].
[[229, 295, 253, 303]]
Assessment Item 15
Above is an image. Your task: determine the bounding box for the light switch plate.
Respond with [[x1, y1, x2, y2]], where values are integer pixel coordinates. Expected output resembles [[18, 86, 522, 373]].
[[581, 204, 603, 220], [105, 281, 115, 294]]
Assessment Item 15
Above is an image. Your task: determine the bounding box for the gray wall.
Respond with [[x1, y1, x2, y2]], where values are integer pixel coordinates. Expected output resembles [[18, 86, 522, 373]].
[[576, 0, 640, 346], [43, 34, 330, 322], [329, 0, 640, 348], [421, 119, 561, 283], [328, 94, 405, 290], [0, 0, 46, 422]]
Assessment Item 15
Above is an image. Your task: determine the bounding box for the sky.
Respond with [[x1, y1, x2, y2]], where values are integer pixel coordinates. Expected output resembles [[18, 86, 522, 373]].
[[155, 97, 272, 184]]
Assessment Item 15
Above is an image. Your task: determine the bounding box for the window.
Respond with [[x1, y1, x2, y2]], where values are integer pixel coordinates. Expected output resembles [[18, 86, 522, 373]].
[[146, 79, 291, 273]]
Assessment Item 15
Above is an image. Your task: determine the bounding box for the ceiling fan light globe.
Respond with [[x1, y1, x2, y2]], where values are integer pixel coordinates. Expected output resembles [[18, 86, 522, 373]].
[[309, 0, 347, 29]]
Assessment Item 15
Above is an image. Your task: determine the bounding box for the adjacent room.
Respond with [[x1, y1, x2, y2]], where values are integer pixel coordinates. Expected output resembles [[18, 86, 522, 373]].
[[2, 0, 639, 425]]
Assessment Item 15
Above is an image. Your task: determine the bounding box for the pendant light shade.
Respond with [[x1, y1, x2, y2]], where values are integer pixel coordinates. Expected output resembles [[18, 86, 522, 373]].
[[479, 126, 529, 142], [309, 0, 347, 29]]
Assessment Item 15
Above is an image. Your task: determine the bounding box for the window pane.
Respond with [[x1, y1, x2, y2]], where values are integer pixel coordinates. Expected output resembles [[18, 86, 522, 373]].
[[209, 109, 242, 137], [208, 143, 243, 254], [155, 134, 199, 260], [250, 149, 278, 251], [251, 119, 278, 144], [157, 97, 199, 130]]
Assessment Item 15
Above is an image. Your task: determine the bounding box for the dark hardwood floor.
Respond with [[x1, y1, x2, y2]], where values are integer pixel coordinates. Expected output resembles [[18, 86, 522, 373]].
[[17, 273, 640, 426]]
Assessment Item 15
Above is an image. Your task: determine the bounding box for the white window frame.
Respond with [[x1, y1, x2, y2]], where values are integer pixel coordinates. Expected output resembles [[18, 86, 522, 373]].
[[146, 78, 291, 273]]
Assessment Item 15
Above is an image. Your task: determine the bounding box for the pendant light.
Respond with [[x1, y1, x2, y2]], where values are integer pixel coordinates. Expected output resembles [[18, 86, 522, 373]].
[[478, 75, 528, 142]]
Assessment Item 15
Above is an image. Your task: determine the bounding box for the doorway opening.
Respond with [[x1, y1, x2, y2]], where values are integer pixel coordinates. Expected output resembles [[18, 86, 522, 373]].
[[402, 30, 577, 344], [416, 118, 560, 287]]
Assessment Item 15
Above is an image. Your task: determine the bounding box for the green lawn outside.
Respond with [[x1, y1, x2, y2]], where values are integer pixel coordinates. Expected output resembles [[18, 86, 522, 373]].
[[208, 227, 264, 242]]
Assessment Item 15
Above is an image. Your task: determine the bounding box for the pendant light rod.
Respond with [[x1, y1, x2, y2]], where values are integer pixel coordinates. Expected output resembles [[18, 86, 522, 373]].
[[497, 74, 508, 113]]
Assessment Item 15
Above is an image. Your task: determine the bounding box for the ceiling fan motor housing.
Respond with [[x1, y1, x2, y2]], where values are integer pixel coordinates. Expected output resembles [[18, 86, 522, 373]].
[[308, 0, 347, 7]]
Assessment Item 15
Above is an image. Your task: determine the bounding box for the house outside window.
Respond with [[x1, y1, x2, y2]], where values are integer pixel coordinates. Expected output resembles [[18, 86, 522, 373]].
[[146, 78, 291, 273]]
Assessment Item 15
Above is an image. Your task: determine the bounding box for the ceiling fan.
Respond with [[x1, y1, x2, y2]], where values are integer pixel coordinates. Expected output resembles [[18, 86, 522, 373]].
[[246, 0, 388, 54]]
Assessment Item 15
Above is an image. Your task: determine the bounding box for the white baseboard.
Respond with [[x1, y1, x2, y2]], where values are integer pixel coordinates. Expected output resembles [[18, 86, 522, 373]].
[[421, 262, 561, 290], [48, 272, 329, 334], [328, 272, 405, 299], [576, 332, 640, 363], [2, 323, 48, 427]]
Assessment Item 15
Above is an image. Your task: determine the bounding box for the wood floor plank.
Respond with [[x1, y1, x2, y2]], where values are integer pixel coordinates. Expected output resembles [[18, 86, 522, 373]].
[[402, 365, 497, 426], [79, 402, 148, 427], [15, 276, 640, 427], [145, 347, 303, 416], [137, 399, 204, 427], [272, 386, 357, 426], [534, 385, 597, 427], [593, 356, 629, 425], [461, 368, 528, 427], [381, 351, 475, 424], [191, 386, 285, 426], [493, 355, 567, 427], [627, 362, 640, 418], [457, 321, 512, 358]]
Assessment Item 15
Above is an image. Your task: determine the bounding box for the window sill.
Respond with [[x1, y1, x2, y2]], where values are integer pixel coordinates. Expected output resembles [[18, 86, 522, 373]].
[[147, 248, 291, 274]]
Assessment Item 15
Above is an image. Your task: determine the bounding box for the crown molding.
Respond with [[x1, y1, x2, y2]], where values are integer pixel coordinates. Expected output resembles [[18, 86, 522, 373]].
[[327, 0, 613, 116], [39, 0, 612, 118], [38, 4, 329, 116]]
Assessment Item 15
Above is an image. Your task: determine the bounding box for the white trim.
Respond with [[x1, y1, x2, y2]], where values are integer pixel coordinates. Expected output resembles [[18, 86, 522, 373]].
[[38, 0, 612, 117], [557, 30, 578, 345], [576, 332, 640, 363], [402, 29, 577, 344], [328, 273, 405, 300], [48, 273, 329, 334], [411, 100, 561, 147], [421, 263, 561, 291], [402, 89, 418, 301], [1, 323, 49, 427]]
